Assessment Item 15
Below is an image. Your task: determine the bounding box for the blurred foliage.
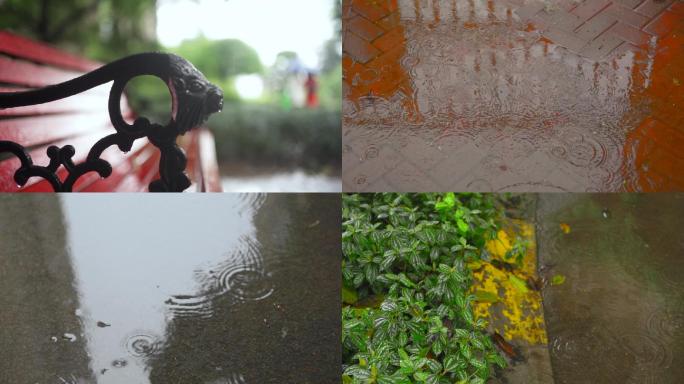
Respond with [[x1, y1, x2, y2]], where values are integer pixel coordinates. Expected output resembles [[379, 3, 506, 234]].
[[319, 63, 342, 109], [0, 0, 159, 61], [175, 36, 262, 101], [207, 104, 341, 172], [321, 0, 342, 73]]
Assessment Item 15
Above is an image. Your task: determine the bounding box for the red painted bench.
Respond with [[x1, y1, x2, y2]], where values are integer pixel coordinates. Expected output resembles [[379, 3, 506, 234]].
[[0, 31, 221, 192]]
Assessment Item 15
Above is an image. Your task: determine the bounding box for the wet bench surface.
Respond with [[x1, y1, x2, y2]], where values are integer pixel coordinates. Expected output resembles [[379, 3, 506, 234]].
[[343, 0, 684, 192], [0, 31, 220, 192]]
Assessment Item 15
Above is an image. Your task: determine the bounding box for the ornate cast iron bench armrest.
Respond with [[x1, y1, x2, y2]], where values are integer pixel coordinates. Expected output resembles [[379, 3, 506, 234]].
[[0, 52, 223, 192]]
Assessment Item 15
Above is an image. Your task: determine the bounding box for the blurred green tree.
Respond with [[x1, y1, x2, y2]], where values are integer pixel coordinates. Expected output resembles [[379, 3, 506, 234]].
[[173, 36, 262, 101], [176, 36, 262, 80], [0, 0, 159, 61]]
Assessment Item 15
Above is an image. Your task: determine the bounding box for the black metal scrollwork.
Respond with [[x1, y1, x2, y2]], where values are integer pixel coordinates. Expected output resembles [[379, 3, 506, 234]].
[[0, 53, 223, 192]]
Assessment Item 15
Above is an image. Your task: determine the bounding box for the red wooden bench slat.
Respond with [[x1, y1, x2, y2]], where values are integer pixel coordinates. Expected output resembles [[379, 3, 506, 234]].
[[0, 55, 84, 88], [0, 85, 113, 116], [0, 112, 113, 148], [198, 129, 221, 192], [0, 31, 99, 72]]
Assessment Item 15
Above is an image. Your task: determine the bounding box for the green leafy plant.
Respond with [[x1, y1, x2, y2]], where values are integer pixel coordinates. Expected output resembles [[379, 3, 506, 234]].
[[342, 193, 506, 384]]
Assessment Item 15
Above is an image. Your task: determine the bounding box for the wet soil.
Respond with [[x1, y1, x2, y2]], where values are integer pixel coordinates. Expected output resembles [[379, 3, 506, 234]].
[[0, 194, 340, 384], [343, 0, 684, 192]]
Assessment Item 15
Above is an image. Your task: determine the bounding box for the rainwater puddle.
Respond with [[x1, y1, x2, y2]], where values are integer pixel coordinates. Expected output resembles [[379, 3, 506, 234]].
[[221, 170, 341, 192], [343, 0, 684, 192], [537, 193, 684, 383], [0, 194, 339, 383]]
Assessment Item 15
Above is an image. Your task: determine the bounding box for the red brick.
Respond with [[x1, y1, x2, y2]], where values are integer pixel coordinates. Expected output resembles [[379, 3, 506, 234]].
[[609, 22, 652, 45], [670, 2, 684, 16], [529, 14, 551, 31], [605, 3, 651, 28], [610, 41, 640, 57], [635, 0, 675, 17], [644, 10, 680, 37], [573, 12, 618, 41], [639, 117, 684, 157], [376, 11, 401, 31], [351, 0, 392, 22], [344, 31, 381, 64], [348, 15, 385, 41], [515, 2, 546, 20], [372, 27, 405, 52], [571, 0, 611, 20], [539, 8, 585, 32], [614, 0, 644, 9], [543, 26, 588, 52], [579, 33, 624, 59]]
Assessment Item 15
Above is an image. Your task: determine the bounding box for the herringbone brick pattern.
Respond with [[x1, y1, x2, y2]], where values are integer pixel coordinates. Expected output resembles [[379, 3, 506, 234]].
[[518, 0, 679, 60], [343, 0, 684, 192]]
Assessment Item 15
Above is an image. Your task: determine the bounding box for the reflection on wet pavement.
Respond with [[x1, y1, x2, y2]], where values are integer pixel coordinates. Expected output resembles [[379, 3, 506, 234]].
[[537, 194, 684, 383], [343, 0, 684, 192], [0, 194, 340, 383], [221, 170, 341, 192]]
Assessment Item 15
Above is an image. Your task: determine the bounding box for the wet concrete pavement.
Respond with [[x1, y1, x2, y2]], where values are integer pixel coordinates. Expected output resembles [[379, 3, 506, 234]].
[[0, 194, 340, 384], [536, 194, 684, 383], [343, 0, 684, 192]]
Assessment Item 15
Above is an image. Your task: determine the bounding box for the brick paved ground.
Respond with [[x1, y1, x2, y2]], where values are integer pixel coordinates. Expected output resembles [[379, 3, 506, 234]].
[[343, 0, 684, 192]]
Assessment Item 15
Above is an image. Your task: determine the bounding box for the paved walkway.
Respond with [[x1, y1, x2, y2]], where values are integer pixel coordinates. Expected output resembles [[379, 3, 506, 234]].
[[537, 194, 684, 383], [343, 0, 684, 192]]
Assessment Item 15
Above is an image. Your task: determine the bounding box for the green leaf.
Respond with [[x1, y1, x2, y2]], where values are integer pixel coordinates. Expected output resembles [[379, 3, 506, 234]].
[[551, 274, 566, 285], [456, 218, 469, 233], [508, 275, 529, 293], [472, 290, 499, 303], [432, 340, 443, 355], [443, 356, 458, 372], [397, 273, 417, 288], [435, 192, 456, 211], [344, 365, 371, 379]]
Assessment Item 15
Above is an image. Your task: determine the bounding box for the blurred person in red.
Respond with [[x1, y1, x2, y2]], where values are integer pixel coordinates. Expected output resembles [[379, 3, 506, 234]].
[[305, 71, 318, 108]]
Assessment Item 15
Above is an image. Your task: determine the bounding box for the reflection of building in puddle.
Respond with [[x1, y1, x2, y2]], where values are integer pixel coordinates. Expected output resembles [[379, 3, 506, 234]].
[[148, 194, 340, 383], [60, 195, 259, 383]]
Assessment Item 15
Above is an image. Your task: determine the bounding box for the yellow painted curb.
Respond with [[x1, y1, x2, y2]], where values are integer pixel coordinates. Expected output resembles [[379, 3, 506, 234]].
[[470, 220, 548, 345]]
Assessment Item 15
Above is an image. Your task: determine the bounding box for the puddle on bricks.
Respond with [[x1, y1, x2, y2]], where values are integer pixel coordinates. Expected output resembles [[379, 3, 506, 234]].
[[343, 0, 684, 192]]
